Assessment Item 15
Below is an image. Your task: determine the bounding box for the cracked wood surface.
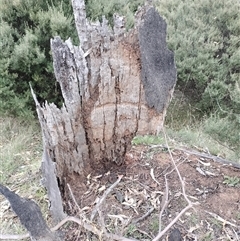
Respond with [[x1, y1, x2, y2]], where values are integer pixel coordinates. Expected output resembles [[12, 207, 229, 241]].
[[33, 0, 176, 221]]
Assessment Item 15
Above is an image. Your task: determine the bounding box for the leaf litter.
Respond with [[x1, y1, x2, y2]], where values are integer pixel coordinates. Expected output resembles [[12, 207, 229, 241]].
[[1, 144, 240, 240]]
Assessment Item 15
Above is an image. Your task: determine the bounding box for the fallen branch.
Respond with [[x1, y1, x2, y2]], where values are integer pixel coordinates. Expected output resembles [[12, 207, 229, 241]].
[[150, 144, 240, 169], [67, 183, 81, 213], [178, 148, 240, 169]]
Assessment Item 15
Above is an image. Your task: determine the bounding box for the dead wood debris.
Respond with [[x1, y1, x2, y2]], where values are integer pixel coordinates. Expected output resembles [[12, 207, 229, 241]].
[[1, 131, 239, 240], [150, 144, 240, 169]]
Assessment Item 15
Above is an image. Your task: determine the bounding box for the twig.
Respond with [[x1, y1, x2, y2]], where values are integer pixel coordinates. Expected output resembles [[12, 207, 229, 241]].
[[231, 226, 239, 241], [132, 207, 155, 224], [152, 128, 199, 241], [67, 183, 81, 213], [162, 129, 191, 205], [158, 174, 169, 232], [98, 209, 107, 240], [149, 144, 240, 169], [178, 148, 240, 169], [0, 234, 29, 240], [153, 204, 193, 241], [205, 211, 237, 228], [90, 175, 123, 221], [158, 157, 187, 232], [150, 168, 161, 185]]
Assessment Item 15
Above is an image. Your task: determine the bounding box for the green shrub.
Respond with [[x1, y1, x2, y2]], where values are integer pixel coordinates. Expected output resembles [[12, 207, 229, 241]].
[[166, 93, 240, 160], [0, 0, 78, 116], [0, 21, 30, 117], [204, 114, 240, 152], [85, 0, 144, 29], [155, 0, 240, 115]]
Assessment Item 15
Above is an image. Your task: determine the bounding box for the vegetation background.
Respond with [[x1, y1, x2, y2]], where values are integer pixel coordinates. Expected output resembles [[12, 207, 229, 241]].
[[0, 0, 239, 164], [0, 0, 239, 239]]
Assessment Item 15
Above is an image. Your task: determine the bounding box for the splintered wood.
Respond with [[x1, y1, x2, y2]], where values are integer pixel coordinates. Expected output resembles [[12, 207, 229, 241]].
[[32, 0, 176, 221]]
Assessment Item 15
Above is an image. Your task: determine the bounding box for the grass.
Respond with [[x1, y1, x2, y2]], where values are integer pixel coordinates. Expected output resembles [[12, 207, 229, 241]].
[[132, 92, 239, 162], [0, 116, 47, 240], [0, 116, 42, 183], [223, 175, 240, 187], [166, 127, 239, 161], [132, 135, 164, 146], [133, 125, 239, 162], [164, 92, 240, 162]]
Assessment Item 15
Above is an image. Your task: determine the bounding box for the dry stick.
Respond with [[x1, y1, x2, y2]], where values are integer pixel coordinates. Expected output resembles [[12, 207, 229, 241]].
[[150, 144, 240, 169], [132, 207, 155, 224], [67, 183, 81, 213], [158, 174, 169, 232], [90, 175, 123, 221], [205, 211, 238, 228], [162, 128, 194, 206], [149, 166, 168, 231], [97, 209, 107, 241], [231, 226, 240, 241], [158, 158, 184, 232], [152, 204, 194, 241], [0, 234, 29, 240], [152, 129, 199, 241]]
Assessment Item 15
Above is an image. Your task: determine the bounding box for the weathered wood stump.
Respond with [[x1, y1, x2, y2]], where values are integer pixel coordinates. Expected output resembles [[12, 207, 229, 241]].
[[32, 0, 176, 222]]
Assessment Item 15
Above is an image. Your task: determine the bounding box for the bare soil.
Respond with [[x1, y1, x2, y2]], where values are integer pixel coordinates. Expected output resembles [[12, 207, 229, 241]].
[[64, 145, 240, 240]]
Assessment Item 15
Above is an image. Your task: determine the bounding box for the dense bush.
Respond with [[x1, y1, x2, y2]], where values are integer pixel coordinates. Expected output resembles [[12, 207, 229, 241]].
[[204, 114, 239, 150], [156, 0, 240, 154], [155, 0, 240, 116], [85, 0, 144, 29], [0, 0, 78, 116]]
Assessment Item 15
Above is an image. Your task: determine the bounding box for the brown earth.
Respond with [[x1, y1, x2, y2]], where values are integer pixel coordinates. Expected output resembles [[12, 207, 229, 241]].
[[64, 145, 240, 241]]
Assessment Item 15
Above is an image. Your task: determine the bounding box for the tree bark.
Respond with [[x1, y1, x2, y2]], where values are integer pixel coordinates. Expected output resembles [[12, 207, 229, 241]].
[[32, 0, 176, 222]]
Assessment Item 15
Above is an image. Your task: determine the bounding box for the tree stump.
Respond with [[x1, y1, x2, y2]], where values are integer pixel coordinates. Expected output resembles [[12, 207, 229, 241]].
[[32, 0, 176, 222]]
